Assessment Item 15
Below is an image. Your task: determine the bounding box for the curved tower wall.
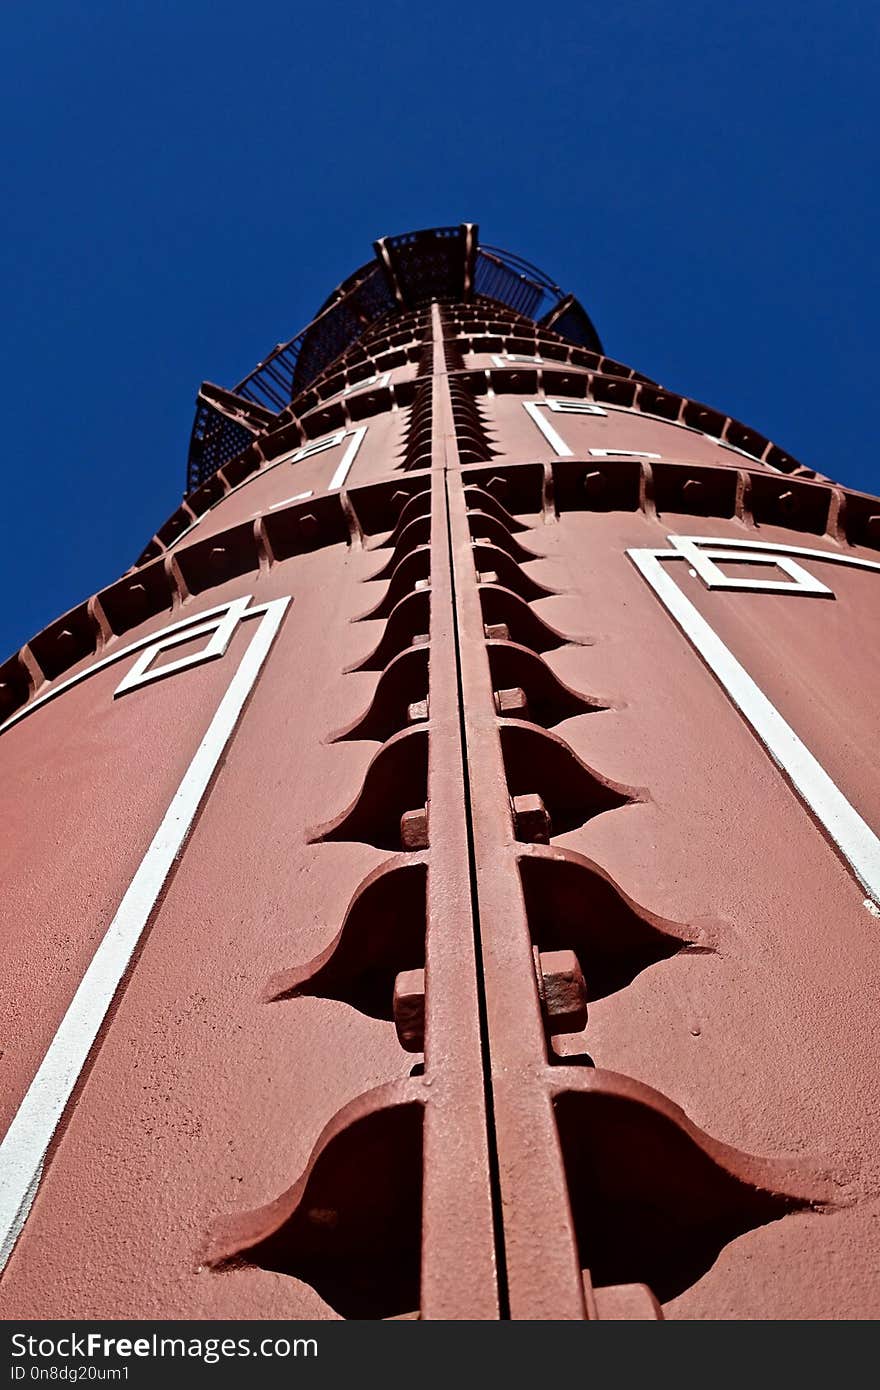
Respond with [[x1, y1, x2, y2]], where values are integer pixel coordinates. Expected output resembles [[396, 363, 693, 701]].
[[1, 225, 879, 1320]]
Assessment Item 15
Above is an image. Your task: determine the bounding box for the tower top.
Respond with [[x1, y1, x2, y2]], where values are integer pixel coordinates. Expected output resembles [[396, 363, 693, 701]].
[[186, 224, 602, 489]]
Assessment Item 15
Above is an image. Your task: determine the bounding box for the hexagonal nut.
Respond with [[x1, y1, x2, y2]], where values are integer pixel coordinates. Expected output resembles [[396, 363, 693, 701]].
[[535, 948, 588, 1035], [209, 545, 227, 566], [299, 512, 319, 538], [400, 806, 429, 851], [406, 698, 429, 724], [867, 514, 880, 541], [682, 477, 704, 502], [583, 469, 607, 497], [414, 578, 431, 592], [511, 793, 551, 844], [484, 623, 510, 641], [478, 570, 500, 586], [494, 686, 529, 718], [411, 632, 430, 647], [393, 968, 425, 1053], [56, 629, 75, 647]]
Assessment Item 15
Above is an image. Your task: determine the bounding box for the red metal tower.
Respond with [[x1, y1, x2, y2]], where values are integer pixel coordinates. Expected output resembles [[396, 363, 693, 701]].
[[2, 224, 879, 1319]]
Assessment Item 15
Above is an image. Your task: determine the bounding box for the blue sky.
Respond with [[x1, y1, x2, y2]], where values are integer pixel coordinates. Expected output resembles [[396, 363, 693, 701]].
[[1, 1, 877, 658]]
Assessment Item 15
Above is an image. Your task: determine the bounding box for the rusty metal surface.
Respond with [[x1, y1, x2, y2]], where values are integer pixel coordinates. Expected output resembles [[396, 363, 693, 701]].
[[2, 234, 879, 1320]]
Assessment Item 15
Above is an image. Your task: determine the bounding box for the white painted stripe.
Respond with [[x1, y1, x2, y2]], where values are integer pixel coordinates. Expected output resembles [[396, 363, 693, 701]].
[[329, 426, 367, 490], [0, 596, 290, 1271], [589, 448, 661, 459], [628, 548, 880, 905], [546, 399, 606, 416], [166, 428, 355, 552], [491, 354, 544, 367], [113, 596, 252, 696], [674, 535, 880, 576], [340, 370, 390, 397], [268, 490, 314, 510], [523, 401, 572, 457], [0, 599, 247, 737]]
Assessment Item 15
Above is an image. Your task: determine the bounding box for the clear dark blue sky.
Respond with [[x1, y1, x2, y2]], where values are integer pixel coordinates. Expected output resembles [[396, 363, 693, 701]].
[[2, 2, 877, 658]]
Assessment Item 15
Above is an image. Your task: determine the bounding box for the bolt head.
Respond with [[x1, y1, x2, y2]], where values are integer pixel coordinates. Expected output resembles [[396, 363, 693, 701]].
[[299, 513, 319, 538], [682, 477, 704, 499], [512, 792, 551, 844], [484, 623, 510, 641], [391, 490, 410, 514], [406, 699, 429, 724], [478, 571, 500, 586], [400, 806, 429, 851], [536, 949, 588, 1035], [494, 686, 529, 718], [583, 469, 606, 497], [867, 514, 880, 540], [487, 476, 508, 499], [411, 632, 430, 647], [393, 968, 425, 1052]]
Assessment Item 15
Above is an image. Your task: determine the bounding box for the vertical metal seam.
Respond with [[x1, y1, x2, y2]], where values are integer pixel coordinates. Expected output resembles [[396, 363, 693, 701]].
[[431, 304, 511, 1316]]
